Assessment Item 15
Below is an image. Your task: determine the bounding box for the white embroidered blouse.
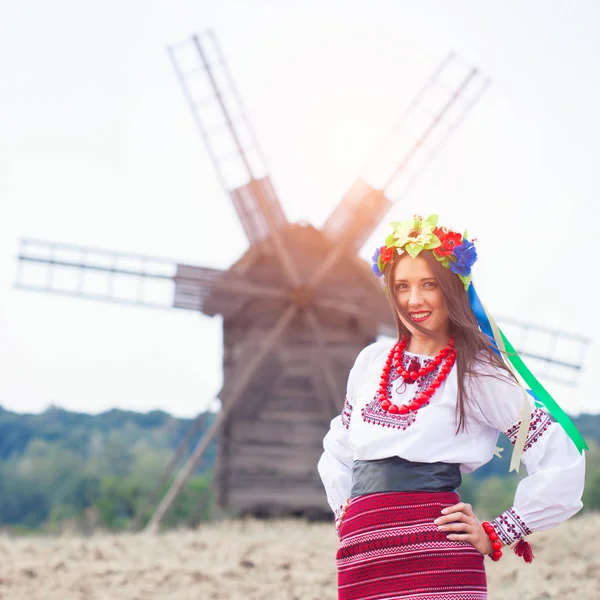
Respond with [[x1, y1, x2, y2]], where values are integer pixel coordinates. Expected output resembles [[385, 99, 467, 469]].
[[317, 340, 585, 545]]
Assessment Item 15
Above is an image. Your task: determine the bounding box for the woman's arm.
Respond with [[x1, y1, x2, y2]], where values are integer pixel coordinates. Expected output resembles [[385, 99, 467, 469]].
[[317, 402, 354, 520], [490, 410, 584, 545], [317, 341, 383, 520], [442, 368, 585, 556]]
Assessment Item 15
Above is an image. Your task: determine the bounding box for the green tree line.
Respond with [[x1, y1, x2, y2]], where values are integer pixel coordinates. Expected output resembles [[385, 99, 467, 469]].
[[0, 406, 216, 532]]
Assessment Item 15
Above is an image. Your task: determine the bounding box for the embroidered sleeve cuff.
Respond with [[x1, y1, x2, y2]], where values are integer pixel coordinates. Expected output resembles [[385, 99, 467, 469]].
[[491, 507, 532, 546], [504, 407, 553, 451]]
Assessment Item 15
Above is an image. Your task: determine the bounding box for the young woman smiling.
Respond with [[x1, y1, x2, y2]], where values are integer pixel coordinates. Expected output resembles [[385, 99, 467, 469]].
[[318, 215, 586, 600]]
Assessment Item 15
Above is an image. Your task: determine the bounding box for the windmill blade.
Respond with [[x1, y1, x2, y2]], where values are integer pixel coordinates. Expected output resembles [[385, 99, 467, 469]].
[[168, 31, 288, 247], [322, 53, 490, 253], [144, 303, 298, 532], [497, 317, 591, 387], [174, 263, 286, 314], [131, 410, 211, 531], [16, 238, 286, 314]]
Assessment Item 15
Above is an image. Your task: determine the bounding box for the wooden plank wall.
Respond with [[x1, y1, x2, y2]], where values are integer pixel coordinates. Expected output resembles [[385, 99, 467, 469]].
[[211, 223, 385, 515]]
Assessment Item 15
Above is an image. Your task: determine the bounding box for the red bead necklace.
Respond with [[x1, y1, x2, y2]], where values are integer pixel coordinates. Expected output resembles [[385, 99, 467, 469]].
[[377, 336, 456, 414]]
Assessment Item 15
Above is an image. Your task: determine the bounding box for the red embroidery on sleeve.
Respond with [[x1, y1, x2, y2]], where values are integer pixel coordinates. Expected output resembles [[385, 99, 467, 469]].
[[492, 508, 532, 545], [504, 407, 553, 451], [341, 395, 353, 429]]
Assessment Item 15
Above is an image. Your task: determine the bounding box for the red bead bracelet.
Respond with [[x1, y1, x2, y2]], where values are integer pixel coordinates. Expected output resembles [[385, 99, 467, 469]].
[[481, 521, 503, 561]]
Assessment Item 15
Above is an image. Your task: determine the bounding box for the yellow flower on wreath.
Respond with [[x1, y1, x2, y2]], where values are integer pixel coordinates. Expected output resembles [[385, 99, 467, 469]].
[[387, 214, 442, 259]]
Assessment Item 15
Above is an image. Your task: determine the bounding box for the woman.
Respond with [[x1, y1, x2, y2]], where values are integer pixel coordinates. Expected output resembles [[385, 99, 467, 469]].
[[317, 215, 585, 600]]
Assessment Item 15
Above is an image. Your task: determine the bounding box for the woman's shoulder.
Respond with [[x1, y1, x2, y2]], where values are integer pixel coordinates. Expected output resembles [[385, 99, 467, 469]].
[[469, 353, 515, 381], [466, 353, 534, 431], [345, 340, 393, 400], [353, 339, 394, 374], [467, 353, 522, 397]]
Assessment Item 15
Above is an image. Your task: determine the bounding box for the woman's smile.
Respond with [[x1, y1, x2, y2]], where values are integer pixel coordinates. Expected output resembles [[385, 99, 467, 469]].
[[409, 311, 432, 322]]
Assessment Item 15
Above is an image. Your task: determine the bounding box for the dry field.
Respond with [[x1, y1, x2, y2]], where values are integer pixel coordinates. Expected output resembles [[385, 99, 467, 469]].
[[0, 513, 598, 600]]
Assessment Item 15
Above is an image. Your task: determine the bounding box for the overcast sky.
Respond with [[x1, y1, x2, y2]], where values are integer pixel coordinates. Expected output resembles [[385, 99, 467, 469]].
[[0, 0, 598, 417]]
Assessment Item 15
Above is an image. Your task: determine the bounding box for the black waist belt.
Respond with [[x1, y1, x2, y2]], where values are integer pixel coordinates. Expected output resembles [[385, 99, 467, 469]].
[[350, 456, 462, 498]]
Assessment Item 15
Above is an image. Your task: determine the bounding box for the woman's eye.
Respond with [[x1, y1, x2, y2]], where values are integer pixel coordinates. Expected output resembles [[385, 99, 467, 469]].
[[394, 284, 407, 291], [424, 282, 437, 288]]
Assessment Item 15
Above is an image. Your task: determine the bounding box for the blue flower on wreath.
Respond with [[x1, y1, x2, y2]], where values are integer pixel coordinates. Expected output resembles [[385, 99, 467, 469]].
[[449, 239, 478, 276], [371, 247, 383, 277]]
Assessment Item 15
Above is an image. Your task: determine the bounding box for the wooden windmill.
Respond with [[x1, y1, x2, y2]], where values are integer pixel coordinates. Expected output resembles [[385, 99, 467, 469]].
[[15, 31, 591, 530]]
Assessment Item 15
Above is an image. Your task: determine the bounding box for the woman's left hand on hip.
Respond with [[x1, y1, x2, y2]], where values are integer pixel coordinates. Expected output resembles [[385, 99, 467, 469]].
[[433, 502, 495, 555]]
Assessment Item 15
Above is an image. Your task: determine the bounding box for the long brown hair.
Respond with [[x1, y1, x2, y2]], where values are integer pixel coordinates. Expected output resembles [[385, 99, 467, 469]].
[[382, 249, 515, 433]]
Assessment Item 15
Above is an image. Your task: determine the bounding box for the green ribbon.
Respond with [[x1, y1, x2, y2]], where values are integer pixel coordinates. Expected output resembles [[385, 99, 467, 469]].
[[500, 330, 588, 454]]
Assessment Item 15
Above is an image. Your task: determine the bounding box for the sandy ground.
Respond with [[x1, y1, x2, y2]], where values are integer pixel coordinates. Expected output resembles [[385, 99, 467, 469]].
[[0, 513, 598, 600]]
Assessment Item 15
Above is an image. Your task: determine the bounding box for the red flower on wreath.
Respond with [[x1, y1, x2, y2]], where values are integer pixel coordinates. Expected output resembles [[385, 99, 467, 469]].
[[433, 226, 463, 257], [379, 245, 394, 263]]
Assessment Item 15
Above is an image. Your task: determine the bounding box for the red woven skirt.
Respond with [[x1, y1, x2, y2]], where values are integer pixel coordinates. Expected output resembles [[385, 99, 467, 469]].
[[336, 491, 487, 600]]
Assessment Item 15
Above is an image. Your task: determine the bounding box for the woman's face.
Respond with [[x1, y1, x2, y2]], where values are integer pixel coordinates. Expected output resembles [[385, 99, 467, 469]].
[[391, 253, 450, 339]]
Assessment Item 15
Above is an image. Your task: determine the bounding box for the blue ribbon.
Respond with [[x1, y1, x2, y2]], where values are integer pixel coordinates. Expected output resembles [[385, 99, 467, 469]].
[[469, 285, 543, 407], [467, 283, 499, 356]]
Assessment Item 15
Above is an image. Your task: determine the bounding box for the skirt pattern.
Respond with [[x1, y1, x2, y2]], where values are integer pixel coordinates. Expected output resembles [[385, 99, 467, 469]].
[[336, 491, 487, 600]]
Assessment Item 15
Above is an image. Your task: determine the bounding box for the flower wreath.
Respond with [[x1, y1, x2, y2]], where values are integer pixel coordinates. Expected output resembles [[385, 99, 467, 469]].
[[371, 214, 477, 290]]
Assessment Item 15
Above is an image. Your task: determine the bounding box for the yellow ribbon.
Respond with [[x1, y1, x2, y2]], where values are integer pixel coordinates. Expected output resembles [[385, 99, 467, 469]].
[[478, 298, 531, 473]]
